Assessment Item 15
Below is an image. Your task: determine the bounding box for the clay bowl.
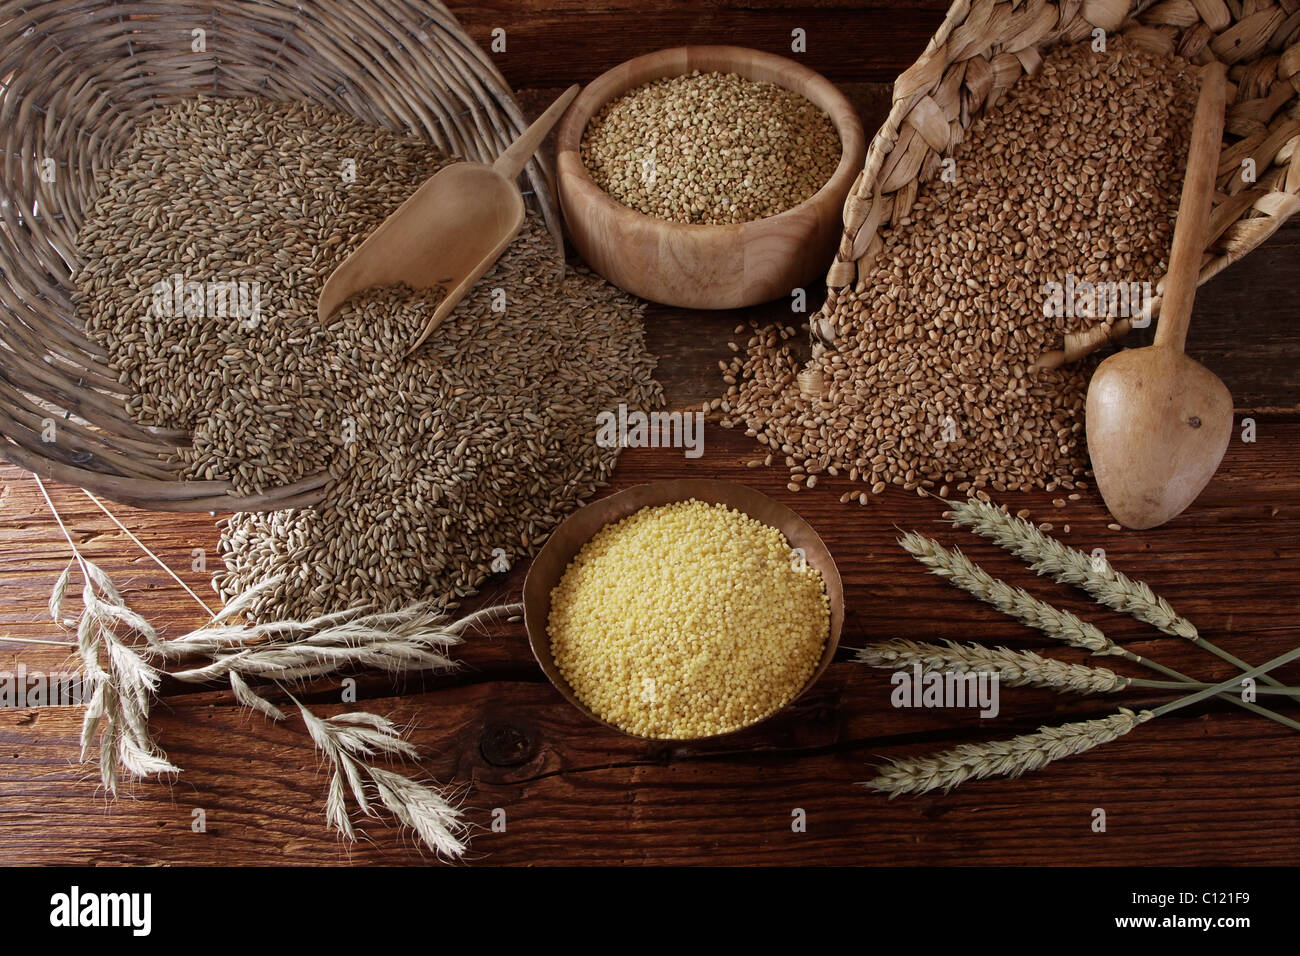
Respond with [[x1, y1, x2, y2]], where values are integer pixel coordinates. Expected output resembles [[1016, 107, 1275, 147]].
[[522, 479, 844, 741], [554, 45, 866, 309]]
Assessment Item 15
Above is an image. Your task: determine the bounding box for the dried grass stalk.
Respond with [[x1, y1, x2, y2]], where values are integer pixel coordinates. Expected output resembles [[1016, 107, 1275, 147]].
[[33, 475, 512, 858], [58, 558, 179, 793], [39, 506, 494, 856], [297, 702, 467, 859], [160, 596, 520, 721], [166, 606, 464, 684]]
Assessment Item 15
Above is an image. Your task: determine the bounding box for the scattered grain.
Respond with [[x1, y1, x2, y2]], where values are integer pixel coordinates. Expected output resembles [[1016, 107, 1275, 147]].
[[719, 39, 1197, 497]]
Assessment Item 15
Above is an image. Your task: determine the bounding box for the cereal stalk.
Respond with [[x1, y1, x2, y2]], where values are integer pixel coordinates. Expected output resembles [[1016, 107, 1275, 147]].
[[855, 639, 1129, 695], [869, 643, 1300, 797], [32, 477, 508, 857], [898, 532, 1112, 654], [945, 497, 1288, 688], [903, 526, 1300, 732], [857, 640, 1300, 700], [866, 709, 1151, 797], [162, 602, 508, 681], [1127, 679, 1300, 698], [1146, 645, 1300, 719], [82, 489, 216, 616], [295, 700, 467, 859], [161, 599, 520, 720], [35, 477, 178, 793]]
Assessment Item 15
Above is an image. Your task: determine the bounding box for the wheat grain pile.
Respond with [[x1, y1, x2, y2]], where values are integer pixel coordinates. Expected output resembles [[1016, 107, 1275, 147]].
[[722, 39, 1198, 497], [581, 71, 841, 224]]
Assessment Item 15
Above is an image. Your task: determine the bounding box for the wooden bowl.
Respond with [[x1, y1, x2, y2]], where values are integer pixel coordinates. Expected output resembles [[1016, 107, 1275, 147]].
[[554, 46, 866, 309], [522, 479, 845, 741]]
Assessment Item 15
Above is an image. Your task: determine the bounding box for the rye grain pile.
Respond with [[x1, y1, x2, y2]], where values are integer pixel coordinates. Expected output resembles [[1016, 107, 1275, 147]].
[[75, 97, 660, 621], [722, 39, 1198, 497]]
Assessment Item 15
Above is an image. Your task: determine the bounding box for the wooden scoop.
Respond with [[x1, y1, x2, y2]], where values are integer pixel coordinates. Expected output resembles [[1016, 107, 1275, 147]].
[[1085, 62, 1232, 530], [317, 85, 579, 354]]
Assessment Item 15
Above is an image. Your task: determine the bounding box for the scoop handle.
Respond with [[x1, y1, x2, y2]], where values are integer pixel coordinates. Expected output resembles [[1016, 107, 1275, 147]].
[[1155, 61, 1226, 353], [493, 84, 580, 181]]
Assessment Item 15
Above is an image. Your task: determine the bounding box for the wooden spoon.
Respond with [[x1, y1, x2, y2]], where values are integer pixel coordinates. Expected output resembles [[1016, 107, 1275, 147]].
[[1085, 62, 1232, 530], [317, 85, 579, 354]]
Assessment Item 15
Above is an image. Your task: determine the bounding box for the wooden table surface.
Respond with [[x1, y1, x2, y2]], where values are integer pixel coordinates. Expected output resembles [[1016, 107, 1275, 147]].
[[2, 4, 1299, 866]]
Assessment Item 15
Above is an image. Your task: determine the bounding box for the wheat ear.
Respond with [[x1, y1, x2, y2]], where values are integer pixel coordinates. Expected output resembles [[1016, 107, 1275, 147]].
[[898, 532, 1113, 654], [866, 709, 1152, 797], [857, 639, 1300, 700], [868, 641, 1300, 796], [856, 640, 1129, 695], [911, 524, 1300, 732], [945, 497, 1282, 686]]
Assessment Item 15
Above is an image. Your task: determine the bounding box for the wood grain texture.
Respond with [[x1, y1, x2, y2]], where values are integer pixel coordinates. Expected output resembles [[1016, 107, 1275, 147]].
[[553, 45, 866, 307], [453, 1, 953, 88], [2, 406, 1299, 865], [1, 36, 1298, 863]]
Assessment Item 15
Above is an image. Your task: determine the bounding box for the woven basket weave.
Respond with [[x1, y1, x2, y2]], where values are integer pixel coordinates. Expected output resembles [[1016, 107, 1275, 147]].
[[0, 0, 560, 512], [813, 0, 1300, 369]]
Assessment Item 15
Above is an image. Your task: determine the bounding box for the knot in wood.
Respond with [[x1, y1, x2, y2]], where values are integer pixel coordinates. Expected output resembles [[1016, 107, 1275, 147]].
[[479, 722, 535, 767]]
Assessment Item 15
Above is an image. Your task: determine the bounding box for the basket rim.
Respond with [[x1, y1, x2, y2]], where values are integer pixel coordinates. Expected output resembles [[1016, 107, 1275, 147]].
[[816, 0, 1300, 368], [0, 0, 559, 513]]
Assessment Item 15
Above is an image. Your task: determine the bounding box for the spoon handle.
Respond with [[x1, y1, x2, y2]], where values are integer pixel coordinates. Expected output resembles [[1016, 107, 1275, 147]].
[[1154, 61, 1226, 354], [493, 85, 580, 181]]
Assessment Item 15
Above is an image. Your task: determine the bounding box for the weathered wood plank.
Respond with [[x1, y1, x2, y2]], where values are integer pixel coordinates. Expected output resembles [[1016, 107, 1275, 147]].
[[2, 405, 1299, 865], [454, 2, 951, 88], [1, 21, 1298, 864], [3, 676, 1298, 866]]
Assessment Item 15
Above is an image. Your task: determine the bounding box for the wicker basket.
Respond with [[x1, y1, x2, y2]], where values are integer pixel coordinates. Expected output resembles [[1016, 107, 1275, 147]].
[[0, 0, 560, 512], [813, 0, 1300, 369]]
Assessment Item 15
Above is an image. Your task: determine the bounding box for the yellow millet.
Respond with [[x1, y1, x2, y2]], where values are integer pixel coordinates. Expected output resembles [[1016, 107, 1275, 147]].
[[547, 499, 830, 739]]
